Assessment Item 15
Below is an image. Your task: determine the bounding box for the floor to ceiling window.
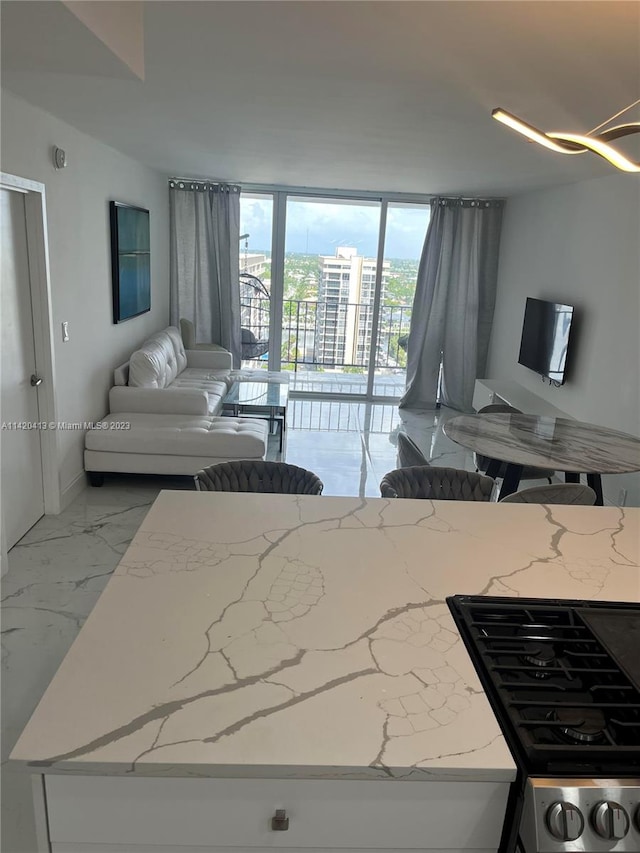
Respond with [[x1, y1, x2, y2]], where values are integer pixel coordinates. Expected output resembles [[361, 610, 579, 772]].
[[239, 189, 430, 399]]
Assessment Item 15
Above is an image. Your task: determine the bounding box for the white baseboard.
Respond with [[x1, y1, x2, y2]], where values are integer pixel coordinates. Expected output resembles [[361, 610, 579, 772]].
[[58, 470, 88, 512]]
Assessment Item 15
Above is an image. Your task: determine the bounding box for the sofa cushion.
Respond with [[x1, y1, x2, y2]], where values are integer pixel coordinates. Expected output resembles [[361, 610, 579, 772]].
[[177, 368, 233, 389], [128, 326, 187, 388], [109, 386, 209, 416], [169, 374, 228, 414], [85, 413, 268, 457]]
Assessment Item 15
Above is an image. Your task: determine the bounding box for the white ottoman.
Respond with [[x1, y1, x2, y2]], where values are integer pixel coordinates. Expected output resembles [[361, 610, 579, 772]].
[[84, 412, 269, 486]]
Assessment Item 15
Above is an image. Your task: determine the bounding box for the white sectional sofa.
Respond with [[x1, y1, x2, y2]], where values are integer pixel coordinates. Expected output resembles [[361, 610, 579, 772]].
[[109, 326, 233, 417], [84, 326, 272, 484], [84, 413, 269, 484], [109, 325, 289, 416]]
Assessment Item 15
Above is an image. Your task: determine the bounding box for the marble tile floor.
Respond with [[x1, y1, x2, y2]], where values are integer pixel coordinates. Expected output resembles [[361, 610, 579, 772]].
[[285, 400, 473, 496], [0, 401, 471, 852]]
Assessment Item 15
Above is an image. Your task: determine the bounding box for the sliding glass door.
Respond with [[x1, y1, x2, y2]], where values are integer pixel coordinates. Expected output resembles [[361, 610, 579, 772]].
[[282, 197, 382, 395], [239, 190, 430, 399]]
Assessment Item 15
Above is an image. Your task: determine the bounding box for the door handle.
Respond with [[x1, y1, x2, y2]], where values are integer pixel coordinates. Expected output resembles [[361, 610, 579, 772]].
[[30, 374, 42, 387]]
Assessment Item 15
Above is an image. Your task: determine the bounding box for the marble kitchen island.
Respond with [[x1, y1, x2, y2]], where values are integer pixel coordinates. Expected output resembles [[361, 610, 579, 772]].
[[10, 492, 639, 852]]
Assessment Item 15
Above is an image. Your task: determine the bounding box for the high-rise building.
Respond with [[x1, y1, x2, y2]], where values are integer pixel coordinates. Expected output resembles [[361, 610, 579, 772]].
[[240, 252, 268, 278], [315, 248, 389, 366]]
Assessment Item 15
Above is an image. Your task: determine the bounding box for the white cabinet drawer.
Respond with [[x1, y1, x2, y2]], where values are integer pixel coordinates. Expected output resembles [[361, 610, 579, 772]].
[[46, 776, 509, 850]]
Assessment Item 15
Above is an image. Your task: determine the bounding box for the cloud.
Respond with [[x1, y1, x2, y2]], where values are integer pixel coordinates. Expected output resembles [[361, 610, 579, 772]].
[[240, 198, 430, 259]]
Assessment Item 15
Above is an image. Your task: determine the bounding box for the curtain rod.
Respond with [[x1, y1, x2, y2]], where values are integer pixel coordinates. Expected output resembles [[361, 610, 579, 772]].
[[167, 177, 505, 204], [169, 178, 229, 185], [167, 176, 435, 204], [169, 178, 239, 191], [169, 176, 226, 184]]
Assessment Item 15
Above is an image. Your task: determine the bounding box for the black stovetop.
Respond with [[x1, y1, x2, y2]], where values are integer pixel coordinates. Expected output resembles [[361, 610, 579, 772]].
[[447, 595, 640, 777]]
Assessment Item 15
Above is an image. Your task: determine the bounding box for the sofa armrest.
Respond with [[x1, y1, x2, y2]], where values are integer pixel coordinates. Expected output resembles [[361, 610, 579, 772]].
[[185, 349, 232, 370], [113, 361, 130, 386], [109, 386, 209, 415]]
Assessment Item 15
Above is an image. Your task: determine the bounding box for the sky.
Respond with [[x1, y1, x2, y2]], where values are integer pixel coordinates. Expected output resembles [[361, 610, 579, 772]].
[[240, 197, 431, 260]]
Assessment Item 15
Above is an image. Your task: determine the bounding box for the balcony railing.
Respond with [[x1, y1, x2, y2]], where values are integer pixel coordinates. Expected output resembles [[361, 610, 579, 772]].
[[241, 297, 412, 374]]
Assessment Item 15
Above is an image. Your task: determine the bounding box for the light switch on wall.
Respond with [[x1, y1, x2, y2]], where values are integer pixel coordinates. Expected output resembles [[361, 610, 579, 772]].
[[62, 321, 70, 342]]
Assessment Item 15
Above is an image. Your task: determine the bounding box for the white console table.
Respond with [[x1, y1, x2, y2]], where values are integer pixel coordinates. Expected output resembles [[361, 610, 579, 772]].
[[473, 379, 571, 419]]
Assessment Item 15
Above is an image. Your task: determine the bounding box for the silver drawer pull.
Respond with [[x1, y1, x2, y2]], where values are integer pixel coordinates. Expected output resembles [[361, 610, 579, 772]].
[[271, 808, 289, 831]]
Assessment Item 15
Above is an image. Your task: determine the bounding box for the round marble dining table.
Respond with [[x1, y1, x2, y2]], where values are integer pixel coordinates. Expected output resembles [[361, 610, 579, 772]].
[[443, 413, 640, 504]]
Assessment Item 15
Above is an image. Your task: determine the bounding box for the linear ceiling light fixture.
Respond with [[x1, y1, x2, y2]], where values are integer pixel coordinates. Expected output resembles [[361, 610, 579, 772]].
[[492, 100, 640, 173]]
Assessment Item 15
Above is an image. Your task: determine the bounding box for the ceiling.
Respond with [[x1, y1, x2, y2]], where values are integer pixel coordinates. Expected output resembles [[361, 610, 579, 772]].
[[2, 1, 639, 196]]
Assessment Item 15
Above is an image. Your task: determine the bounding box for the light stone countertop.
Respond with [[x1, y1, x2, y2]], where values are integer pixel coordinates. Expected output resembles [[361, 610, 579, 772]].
[[444, 413, 640, 473], [11, 493, 640, 782]]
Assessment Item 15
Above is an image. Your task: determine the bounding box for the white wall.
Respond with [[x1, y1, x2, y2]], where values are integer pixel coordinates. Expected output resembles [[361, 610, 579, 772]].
[[486, 172, 640, 505], [1, 91, 169, 503]]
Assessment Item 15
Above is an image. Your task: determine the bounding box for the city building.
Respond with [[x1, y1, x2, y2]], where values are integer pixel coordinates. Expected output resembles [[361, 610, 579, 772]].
[[315, 248, 390, 367], [240, 252, 268, 278]]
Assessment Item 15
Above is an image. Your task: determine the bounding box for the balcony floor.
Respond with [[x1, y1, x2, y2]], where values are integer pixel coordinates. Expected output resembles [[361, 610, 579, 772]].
[[243, 364, 408, 398], [296, 374, 405, 398]]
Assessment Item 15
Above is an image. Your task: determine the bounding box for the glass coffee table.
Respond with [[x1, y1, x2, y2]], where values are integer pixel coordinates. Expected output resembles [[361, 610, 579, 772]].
[[222, 381, 289, 453]]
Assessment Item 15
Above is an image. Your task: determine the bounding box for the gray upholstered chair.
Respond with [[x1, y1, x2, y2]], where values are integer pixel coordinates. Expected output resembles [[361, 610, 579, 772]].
[[380, 466, 494, 501], [499, 483, 597, 505], [195, 460, 323, 495], [397, 432, 430, 468], [475, 404, 555, 483], [180, 318, 229, 352]]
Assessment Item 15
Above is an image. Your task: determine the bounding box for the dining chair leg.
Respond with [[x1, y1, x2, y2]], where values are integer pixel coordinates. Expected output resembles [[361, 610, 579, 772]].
[[587, 473, 604, 506], [497, 463, 524, 501], [485, 458, 502, 479]]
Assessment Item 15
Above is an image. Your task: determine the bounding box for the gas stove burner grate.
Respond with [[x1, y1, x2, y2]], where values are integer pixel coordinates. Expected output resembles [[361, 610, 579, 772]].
[[518, 624, 559, 674], [551, 707, 608, 744], [447, 595, 640, 776], [521, 641, 557, 673]]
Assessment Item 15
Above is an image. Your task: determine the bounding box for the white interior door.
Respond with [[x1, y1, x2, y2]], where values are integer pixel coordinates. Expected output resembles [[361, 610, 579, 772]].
[[1, 187, 45, 548]]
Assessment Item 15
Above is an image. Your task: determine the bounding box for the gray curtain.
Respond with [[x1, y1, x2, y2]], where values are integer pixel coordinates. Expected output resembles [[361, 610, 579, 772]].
[[399, 197, 504, 412], [169, 180, 242, 367]]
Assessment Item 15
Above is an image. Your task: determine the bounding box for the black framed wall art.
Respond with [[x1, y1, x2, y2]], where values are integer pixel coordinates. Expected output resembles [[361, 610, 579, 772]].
[[110, 201, 151, 323]]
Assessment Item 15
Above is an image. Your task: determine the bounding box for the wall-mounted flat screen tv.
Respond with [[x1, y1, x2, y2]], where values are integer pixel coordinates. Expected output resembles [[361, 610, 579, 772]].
[[518, 297, 574, 384], [110, 201, 150, 323]]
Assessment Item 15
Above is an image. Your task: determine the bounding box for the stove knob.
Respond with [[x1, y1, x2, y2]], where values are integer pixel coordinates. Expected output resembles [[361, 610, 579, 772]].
[[592, 801, 629, 839], [546, 802, 584, 841]]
